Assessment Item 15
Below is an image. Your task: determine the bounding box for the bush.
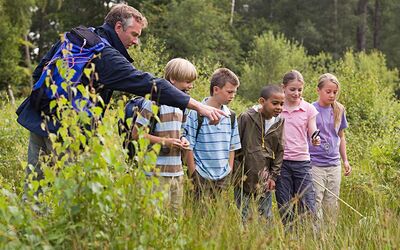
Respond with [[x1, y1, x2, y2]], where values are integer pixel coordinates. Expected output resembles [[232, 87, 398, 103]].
[[240, 31, 310, 99]]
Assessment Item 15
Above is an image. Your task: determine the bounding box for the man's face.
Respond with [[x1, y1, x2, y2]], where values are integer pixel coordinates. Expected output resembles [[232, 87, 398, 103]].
[[115, 18, 142, 49]]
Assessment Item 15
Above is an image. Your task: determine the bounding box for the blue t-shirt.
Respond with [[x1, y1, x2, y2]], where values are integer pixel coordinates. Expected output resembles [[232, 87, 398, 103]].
[[184, 98, 241, 180], [309, 102, 348, 167]]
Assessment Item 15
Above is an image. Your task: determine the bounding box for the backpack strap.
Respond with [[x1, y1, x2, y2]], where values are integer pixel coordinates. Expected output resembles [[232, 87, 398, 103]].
[[195, 113, 204, 141], [230, 109, 236, 130]]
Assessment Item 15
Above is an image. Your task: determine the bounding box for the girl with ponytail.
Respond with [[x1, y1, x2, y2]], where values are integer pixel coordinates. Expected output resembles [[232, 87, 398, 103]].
[[310, 73, 352, 224]]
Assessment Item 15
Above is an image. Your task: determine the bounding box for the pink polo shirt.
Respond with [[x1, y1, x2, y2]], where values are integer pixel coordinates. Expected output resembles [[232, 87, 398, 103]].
[[281, 99, 318, 161]]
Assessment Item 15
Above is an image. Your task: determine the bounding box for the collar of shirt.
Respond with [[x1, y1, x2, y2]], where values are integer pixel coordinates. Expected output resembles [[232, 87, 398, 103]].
[[283, 98, 308, 113], [97, 23, 134, 63], [201, 97, 231, 115]]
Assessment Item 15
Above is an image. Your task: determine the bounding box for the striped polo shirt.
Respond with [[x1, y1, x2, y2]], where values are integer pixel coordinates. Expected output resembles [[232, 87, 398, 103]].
[[184, 99, 241, 180], [136, 100, 184, 177]]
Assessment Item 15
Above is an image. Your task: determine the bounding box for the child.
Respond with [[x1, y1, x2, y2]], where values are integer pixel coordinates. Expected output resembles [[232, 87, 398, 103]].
[[184, 68, 241, 199], [234, 85, 285, 223], [132, 58, 197, 216], [275, 70, 320, 226], [310, 73, 351, 223]]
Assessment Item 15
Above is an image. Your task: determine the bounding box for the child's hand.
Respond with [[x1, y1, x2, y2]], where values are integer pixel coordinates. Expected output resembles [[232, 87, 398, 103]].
[[164, 138, 183, 148], [260, 169, 275, 191], [311, 136, 321, 146], [265, 179, 276, 191], [311, 129, 321, 146], [344, 161, 352, 176], [180, 137, 190, 150]]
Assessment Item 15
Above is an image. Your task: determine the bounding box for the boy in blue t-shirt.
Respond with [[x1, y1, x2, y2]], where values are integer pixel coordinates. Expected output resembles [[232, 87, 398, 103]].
[[184, 68, 241, 199]]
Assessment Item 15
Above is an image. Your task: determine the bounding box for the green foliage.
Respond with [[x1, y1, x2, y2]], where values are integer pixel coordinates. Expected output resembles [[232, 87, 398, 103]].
[[128, 35, 169, 79], [0, 99, 28, 189], [161, 0, 242, 72], [1, 22, 400, 248], [0, 0, 33, 91], [240, 31, 309, 99]]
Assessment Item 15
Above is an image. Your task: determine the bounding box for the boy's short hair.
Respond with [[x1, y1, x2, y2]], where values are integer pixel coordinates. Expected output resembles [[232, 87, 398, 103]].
[[164, 58, 197, 82], [260, 85, 283, 100], [210, 68, 240, 95]]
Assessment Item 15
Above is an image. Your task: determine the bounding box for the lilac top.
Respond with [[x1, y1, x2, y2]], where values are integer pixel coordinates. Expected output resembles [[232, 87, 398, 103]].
[[309, 102, 348, 167]]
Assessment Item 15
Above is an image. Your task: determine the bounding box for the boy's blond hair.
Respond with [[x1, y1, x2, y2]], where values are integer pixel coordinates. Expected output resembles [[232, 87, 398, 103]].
[[164, 58, 197, 82], [210, 68, 240, 95]]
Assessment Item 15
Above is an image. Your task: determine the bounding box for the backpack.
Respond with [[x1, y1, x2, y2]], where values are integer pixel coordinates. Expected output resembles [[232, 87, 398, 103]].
[[118, 96, 159, 159], [30, 26, 109, 115], [195, 109, 236, 140]]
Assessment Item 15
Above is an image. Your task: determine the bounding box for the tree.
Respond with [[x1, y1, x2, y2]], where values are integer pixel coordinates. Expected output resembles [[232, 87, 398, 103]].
[[160, 0, 242, 72], [240, 32, 309, 99], [356, 0, 369, 51], [372, 0, 382, 49], [0, 0, 34, 94]]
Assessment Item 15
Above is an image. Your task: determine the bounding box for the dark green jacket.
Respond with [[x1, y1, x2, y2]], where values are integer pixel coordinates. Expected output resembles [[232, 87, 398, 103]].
[[234, 108, 284, 194]]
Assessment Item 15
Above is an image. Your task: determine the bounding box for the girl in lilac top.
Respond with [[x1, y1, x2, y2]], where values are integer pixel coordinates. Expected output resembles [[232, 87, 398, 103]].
[[309, 73, 352, 224], [275, 70, 321, 227]]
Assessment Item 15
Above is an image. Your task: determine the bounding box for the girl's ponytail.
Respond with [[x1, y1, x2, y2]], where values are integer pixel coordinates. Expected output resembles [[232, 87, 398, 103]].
[[332, 101, 344, 129]]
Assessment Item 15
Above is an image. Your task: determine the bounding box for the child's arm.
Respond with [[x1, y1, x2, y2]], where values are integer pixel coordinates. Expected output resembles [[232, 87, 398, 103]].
[[186, 150, 196, 176], [267, 121, 285, 191], [131, 100, 183, 148], [230, 115, 242, 171], [338, 129, 352, 176], [307, 115, 321, 146], [131, 128, 183, 148], [182, 110, 198, 176], [229, 151, 235, 171]]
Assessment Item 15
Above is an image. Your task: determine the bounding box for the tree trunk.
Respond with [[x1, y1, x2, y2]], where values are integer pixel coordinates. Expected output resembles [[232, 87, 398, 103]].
[[356, 0, 369, 51], [24, 33, 33, 88], [230, 0, 235, 26], [7, 84, 15, 106], [373, 0, 381, 49], [333, 0, 339, 57]]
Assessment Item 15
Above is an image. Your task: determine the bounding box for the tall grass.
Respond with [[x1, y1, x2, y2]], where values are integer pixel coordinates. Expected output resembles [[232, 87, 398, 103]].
[[0, 95, 399, 249], [0, 33, 399, 248]]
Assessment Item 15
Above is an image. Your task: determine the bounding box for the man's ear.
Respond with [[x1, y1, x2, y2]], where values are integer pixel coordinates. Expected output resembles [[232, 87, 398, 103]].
[[258, 97, 265, 105], [114, 21, 123, 34]]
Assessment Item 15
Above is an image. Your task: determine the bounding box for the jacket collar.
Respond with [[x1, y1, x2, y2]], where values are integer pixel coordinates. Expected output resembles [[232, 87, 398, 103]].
[[96, 23, 134, 63], [248, 108, 283, 133]]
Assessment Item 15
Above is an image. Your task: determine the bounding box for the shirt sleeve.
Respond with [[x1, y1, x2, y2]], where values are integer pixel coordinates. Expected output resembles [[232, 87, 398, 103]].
[[183, 110, 198, 150], [308, 102, 319, 119], [339, 110, 348, 131], [135, 100, 154, 127], [94, 47, 190, 110], [230, 116, 242, 151]]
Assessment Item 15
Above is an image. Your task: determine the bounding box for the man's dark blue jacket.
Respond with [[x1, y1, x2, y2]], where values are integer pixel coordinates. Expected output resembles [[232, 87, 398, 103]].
[[17, 23, 190, 137]]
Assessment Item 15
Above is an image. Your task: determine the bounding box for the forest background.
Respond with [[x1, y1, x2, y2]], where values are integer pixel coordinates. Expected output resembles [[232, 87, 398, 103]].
[[0, 0, 399, 248]]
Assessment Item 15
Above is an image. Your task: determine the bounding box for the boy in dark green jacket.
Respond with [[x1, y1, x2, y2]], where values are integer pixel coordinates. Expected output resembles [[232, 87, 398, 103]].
[[234, 85, 285, 223]]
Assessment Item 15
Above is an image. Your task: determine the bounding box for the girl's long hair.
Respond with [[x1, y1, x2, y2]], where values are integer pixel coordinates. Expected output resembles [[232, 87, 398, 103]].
[[317, 73, 345, 129]]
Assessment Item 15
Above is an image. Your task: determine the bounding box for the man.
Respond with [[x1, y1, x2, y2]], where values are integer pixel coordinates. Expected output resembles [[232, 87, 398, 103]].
[[17, 3, 224, 191]]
